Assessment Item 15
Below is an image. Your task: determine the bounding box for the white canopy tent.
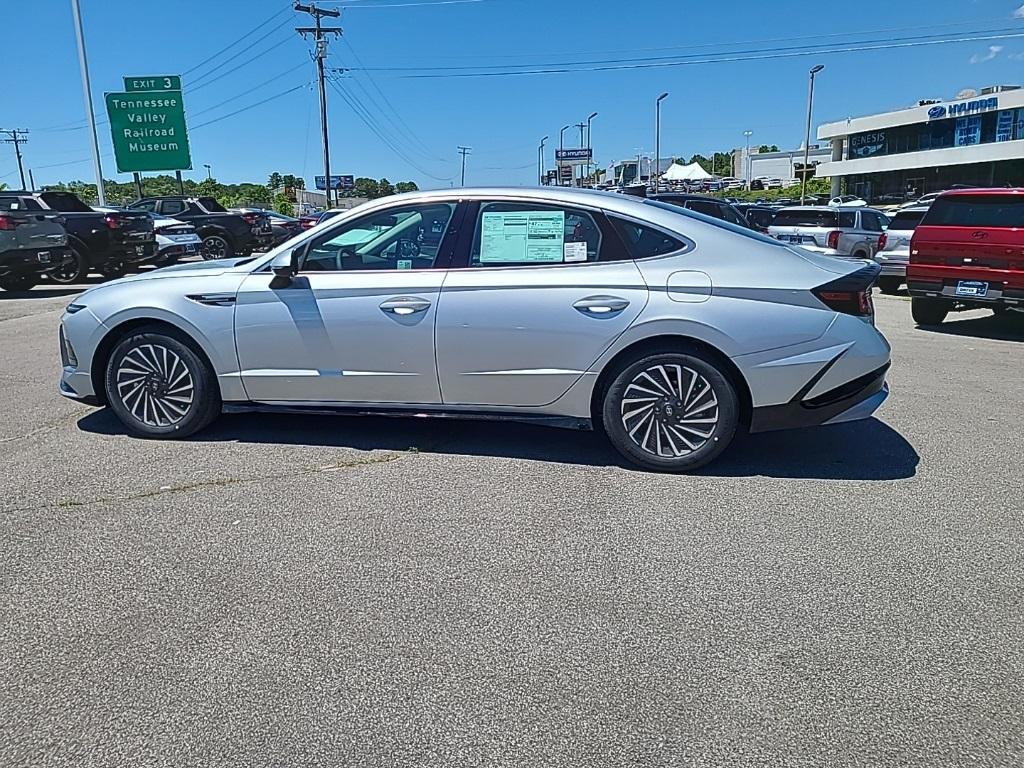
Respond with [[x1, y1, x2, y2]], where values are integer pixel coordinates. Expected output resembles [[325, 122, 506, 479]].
[[661, 161, 712, 181]]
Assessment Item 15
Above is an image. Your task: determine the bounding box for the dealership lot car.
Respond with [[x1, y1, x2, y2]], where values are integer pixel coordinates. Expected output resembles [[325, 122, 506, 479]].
[[768, 205, 888, 259], [874, 205, 928, 294], [58, 188, 890, 472]]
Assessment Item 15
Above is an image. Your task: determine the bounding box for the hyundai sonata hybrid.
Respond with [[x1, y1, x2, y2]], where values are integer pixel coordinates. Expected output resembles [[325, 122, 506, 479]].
[[58, 187, 890, 471]]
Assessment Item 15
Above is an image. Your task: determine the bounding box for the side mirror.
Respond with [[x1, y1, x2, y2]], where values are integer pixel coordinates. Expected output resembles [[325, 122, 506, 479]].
[[270, 247, 301, 288]]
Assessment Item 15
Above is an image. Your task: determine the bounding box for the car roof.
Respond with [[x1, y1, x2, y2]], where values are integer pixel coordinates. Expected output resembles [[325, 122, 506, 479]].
[[651, 193, 720, 202], [891, 205, 930, 213], [938, 187, 1024, 197]]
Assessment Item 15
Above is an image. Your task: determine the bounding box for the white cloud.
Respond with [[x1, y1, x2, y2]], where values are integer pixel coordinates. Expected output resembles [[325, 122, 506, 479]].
[[1010, 51, 1024, 60], [1014, 4, 1024, 18], [970, 45, 1003, 63]]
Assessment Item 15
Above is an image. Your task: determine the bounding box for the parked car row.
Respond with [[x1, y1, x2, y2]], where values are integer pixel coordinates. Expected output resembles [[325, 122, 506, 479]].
[[0, 191, 298, 291]]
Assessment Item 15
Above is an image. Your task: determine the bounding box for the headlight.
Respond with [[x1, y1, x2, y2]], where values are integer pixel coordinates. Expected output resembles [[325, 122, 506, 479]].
[[65, 303, 87, 314]]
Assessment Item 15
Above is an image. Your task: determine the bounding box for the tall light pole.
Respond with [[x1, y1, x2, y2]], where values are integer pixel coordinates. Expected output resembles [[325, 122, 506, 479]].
[[743, 130, 753, 189], [586, 112, 597, 186], [655, 92, 668, 191], [457, 146, 471, 186], [203, 163, 212, 180], [558, 124, 570, 186], [802, 64, 824, 205], [70, 0, 106, 205], [538, 135, 547, 185]]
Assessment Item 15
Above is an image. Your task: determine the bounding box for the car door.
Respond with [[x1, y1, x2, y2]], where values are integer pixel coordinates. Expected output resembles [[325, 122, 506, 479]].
[[233, 199, 462, 404], [434, 199, 649, 407]]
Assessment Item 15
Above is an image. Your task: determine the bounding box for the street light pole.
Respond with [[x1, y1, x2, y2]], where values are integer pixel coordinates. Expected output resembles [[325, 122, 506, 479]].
[[585, 112, 597, 187], [538, 135, 547, 185], [743, 130, 753, 189], [802, 64, 824, 205], [203, 163, 212, 180], [655, 92, 668, 191], [70, 0, 106, 205]]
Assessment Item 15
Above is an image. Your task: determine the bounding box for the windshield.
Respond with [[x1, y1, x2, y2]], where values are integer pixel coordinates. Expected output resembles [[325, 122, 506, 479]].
[[887, 210, 927, 231], [923, 195, 1024, 228], [771, 209, 838, 228], [642, 199, 783, 245], [38, 191, 93, 212]]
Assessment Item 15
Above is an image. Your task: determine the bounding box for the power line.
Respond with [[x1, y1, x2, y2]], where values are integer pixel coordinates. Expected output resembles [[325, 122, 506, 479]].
[[326, 74, 452, 181], [182, 4, 293, 76], [188, 29, 298, 92], [347, 27, 1024, 77], [187, 62, 310, 120], [190, 83, 310, 130]]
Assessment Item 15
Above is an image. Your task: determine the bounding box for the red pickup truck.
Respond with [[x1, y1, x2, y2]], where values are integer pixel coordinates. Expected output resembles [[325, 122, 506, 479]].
[[907, 189, 1024, 324]]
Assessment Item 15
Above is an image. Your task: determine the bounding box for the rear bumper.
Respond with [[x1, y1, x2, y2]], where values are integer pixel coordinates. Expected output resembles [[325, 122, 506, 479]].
[[749, 363, 890, 433], [1, 247, 73, 277], [908, 278, 1024, 305]]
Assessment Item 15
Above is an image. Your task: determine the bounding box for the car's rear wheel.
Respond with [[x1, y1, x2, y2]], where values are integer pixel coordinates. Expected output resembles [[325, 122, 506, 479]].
[[911, 296, 949, 325], [0, 274, 39, 292], [201, 234, 233, 260], [877, 276, 902, 295], [601, 350, 739, 472], [48, 246, 87, 284], [104, 327, 221, 438]]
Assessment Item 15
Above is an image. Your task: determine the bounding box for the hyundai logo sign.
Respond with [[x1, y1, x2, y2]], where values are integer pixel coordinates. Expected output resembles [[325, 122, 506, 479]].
[[927, 96, 999, 120]]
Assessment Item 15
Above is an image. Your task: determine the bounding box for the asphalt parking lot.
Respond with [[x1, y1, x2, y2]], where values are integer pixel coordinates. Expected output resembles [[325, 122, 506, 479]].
[[1, 284, 1022, 767]]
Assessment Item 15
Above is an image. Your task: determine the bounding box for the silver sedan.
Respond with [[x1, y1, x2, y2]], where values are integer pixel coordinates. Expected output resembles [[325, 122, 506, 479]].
[[58, 187, 890, 472]]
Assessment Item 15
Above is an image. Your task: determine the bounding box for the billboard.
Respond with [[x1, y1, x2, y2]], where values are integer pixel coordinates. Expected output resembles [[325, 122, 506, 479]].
[[315, 175, 355, 190]]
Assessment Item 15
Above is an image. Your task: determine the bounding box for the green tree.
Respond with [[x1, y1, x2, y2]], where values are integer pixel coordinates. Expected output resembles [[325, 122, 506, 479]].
[[353, 177, 379, 199], [280, 174, 304, 190], [758, 144, 780, 153], [395, 181, 418, 194], [267, 172, 283, 190], [377, 178, 396, 197], [273, 194, 294, 217]]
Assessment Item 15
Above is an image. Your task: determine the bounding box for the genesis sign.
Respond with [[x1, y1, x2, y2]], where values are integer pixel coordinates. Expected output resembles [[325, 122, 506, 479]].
[[927, 96, 999, 120]]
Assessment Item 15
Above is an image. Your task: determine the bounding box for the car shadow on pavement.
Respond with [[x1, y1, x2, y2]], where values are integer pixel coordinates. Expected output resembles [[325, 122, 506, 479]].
[[78, 409, 918, 481], [0, 287, 83, 300], [917, 311, 1024, 342]]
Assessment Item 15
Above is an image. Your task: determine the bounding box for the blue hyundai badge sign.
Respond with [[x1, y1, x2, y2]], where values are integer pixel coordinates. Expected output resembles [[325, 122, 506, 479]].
[[928, 105, 947, 119]]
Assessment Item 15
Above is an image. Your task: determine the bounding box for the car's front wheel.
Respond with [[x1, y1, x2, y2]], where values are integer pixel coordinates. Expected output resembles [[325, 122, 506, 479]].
[[601, 350, 739, 472], [48, 246, 87, 284], [104, 327, 221, 438], [911, 296, 949, 325]]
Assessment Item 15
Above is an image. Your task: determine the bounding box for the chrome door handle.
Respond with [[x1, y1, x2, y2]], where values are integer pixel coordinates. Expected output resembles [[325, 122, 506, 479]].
[[380, 296, 431, 315], [573, 296, 630, 315]]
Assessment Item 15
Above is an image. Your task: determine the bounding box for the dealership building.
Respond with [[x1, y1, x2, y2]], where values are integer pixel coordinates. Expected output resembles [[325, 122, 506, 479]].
[[815, 85, 1024, 202]]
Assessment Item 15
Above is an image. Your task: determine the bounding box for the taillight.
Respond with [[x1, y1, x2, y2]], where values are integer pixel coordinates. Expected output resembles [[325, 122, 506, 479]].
[[0, 215, 16, 231], [826, 230, 840, 249], [877, 233, 887, 251], [103, 214, 122, 229], [813, 264, 880, 319]]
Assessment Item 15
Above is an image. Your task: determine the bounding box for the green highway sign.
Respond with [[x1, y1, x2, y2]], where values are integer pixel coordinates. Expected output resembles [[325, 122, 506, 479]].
[[105, 81, 191, 173], [124, 75, 181, 92]]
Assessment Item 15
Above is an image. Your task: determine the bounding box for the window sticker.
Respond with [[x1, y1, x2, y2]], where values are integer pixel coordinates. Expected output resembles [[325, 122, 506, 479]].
[[480, 210, 565, 263], [396, 259, 413, 270], [563, 241, 588, 262]]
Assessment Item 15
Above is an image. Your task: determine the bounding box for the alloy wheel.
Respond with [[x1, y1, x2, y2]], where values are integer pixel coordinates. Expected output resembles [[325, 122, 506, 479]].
[[202, 235, 229, 260], [116, 343, 195, 427], [620, 364, 720, 458]]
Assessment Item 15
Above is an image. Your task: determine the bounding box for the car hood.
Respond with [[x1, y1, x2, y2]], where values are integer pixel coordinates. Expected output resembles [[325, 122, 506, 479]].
[[123, 257, 253, 281]]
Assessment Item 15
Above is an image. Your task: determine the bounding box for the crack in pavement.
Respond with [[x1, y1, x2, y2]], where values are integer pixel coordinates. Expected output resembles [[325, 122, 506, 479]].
[[1, 451, 406, 515]]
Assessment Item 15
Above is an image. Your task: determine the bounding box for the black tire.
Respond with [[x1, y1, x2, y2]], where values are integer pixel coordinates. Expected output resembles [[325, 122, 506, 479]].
[[48, 245, 87, 284], [601, 350, 739, 472], [877, 276, 902, 295], [98, 259, 127, 280], [911, 296, 949, 325], [201, 233, 233, 260], [992, 304, 1009, 316], [0, 274, 39, 292], [103, 326, 221, 439]]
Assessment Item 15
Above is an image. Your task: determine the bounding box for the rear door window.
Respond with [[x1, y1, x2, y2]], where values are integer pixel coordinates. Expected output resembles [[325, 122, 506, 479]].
[[468, 202, 604, 266], [923, 195, 1024, 227], [887, 210, 926, 231], [838, 211, 857, 228], [608, 217, 686, 259], [772, 209, 839, 228], [160, 200, 187, 215]]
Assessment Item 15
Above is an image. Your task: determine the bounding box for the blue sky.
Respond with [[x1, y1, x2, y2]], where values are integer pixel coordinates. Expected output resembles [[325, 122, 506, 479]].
[[4, 0, 1024, 190]]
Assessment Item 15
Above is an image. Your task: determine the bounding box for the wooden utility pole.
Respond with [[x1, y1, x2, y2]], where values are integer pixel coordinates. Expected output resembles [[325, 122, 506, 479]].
[[457, 146, 471, 186], [295, 2, 341, 209], [1, 129, 28, 189]]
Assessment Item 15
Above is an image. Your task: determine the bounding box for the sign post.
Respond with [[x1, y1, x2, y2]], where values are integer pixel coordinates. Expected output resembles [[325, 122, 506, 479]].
[[105, 75, 191, 175], [555, 148, 592, 187]]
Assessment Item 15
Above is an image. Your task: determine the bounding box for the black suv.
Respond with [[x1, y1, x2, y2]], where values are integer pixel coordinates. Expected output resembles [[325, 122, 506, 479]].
[[128, 196, 269, 259], [649, 193, 752, 229], [0, 190, 155, 283]]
